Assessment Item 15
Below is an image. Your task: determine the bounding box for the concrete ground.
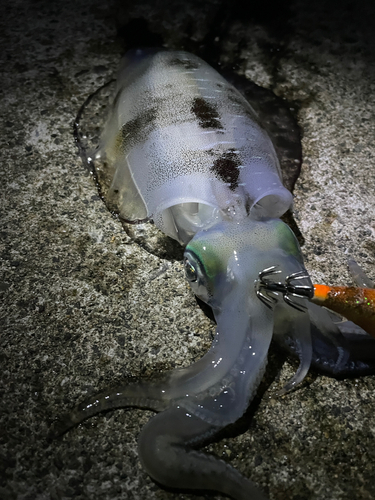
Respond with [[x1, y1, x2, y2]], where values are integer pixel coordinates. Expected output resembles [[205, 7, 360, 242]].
[[1, 0, 375, 499]]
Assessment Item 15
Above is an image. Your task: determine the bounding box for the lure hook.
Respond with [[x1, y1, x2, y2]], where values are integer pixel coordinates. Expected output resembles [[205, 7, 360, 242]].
[[256, 266, 314, 311]]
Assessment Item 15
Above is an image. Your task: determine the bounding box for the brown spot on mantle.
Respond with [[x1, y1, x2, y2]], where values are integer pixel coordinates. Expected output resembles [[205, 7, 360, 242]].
[[211, 149, 241, 191], [191, 97, 222, 129]]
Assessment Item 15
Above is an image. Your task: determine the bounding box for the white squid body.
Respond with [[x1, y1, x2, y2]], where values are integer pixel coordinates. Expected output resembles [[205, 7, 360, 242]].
[[93, 48, 315, 424], [81, 49, 318, 499], [97, 49, 293, 244]]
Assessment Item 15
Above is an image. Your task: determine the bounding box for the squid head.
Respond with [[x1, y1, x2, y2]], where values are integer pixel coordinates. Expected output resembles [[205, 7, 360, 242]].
[[179, 217, 314, 419]]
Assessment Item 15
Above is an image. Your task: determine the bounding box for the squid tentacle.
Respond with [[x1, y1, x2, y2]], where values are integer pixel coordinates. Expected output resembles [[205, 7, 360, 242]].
[[50, 291, 274, 440], [138, 407, 268, 500], [48, 381, 170, 439], [254, 263, 314, 394], [276, 308, 312, 395]]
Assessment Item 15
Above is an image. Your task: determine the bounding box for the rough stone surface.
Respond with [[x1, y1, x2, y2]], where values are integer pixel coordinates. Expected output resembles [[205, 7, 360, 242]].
[[1, 1, 374, 499]]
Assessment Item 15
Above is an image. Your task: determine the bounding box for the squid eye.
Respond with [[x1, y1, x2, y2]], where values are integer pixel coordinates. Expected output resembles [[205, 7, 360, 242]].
[[183, 249, 211, 302], [184, 257, 197, 282]]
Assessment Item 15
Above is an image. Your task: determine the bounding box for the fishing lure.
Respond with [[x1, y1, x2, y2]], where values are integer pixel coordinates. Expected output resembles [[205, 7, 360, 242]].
[[256, 260, 375, 338], [311, 260, 375, 338], [312, 283, 375, 337], [51, 49, 375, 500]]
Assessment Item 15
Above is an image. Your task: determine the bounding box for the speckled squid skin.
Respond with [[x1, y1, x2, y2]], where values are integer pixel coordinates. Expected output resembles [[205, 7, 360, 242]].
[[96, 49, 293, 244], [51, 50, 375, 500]]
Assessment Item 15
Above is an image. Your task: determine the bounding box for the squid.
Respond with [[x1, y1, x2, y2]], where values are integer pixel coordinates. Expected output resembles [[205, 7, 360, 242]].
[[51, 49, 375, 500]]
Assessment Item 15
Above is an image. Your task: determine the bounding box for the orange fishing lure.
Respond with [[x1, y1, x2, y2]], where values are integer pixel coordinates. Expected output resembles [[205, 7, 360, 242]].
[[312, 284, 375, 338]]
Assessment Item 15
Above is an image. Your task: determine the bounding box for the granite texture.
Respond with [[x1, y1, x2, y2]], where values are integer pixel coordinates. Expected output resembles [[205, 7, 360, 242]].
[[1, 1, 374, 499]]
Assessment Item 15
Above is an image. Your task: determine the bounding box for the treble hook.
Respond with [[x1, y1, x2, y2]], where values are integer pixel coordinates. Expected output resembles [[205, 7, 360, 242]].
[[256, 266, 314, 312]]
